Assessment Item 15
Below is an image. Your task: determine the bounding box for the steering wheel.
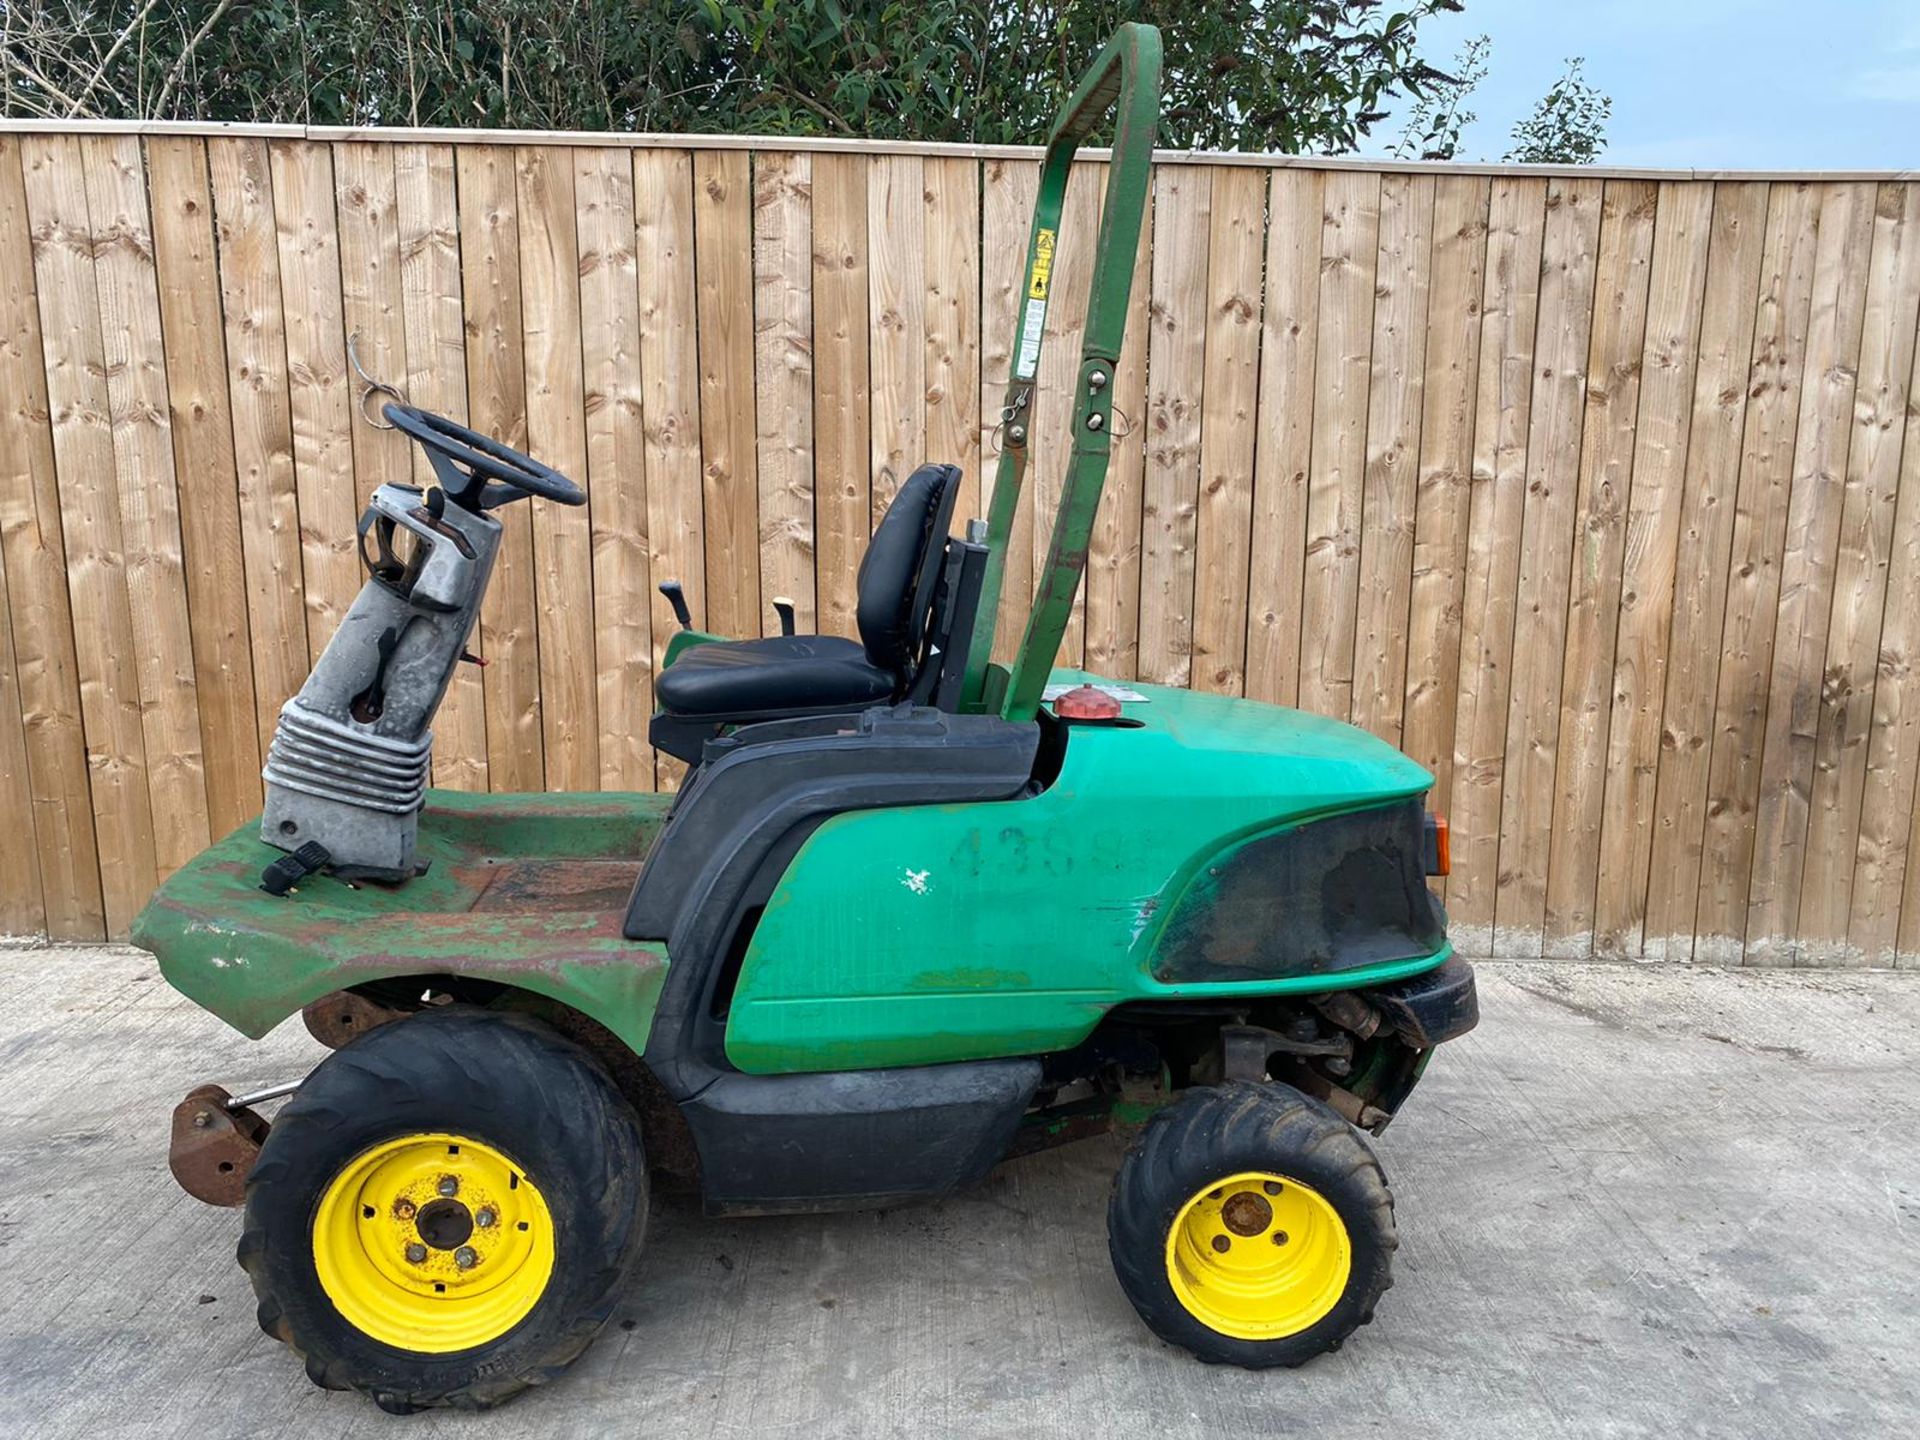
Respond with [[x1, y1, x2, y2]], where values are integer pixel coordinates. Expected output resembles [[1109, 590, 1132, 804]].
[[382, 403, 586, 509]]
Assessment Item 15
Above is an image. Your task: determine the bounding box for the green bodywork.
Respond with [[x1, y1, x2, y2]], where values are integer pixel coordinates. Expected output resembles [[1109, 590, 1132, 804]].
[[131, 790, 673, 1058], [724, 674, 1448, 1073]]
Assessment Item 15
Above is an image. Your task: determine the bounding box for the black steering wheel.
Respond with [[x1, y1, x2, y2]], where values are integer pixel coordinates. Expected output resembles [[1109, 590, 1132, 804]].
[[382, 402, 586, 510]]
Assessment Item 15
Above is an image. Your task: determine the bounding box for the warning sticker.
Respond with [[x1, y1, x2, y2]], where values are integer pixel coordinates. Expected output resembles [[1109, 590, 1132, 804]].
[[1015, 298, 1046, 380], [1027, 227, 1057, 300]]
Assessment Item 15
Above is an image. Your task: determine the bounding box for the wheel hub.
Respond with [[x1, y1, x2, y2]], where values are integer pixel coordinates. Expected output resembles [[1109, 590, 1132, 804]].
[[1163, 1170, 1352, 1340]]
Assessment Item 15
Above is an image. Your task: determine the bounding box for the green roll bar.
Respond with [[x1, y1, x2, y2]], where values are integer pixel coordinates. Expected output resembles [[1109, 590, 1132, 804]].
[[959, 21, 1163, 721]]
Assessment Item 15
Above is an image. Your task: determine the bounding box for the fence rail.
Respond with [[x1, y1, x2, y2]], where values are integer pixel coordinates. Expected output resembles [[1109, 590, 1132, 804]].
[[2, 128, 1917, 968]]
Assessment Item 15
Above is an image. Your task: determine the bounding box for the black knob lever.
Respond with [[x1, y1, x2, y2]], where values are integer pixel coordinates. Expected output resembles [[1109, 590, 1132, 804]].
[[658, 580, 692, 630], [772, 597, 796, 636]]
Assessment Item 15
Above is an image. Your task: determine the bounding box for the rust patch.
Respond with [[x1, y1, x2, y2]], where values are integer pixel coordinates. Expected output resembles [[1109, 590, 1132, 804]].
[[303, 989, 409, 1049], [1220, 1191, 1273, 1237], [168, 1084, 268, 1207], [467, 859, 641, 915]]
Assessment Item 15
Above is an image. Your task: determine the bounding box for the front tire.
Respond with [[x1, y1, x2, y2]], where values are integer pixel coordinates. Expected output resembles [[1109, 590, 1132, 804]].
[[1107, 1080, 1395, 1368], [240, 1007, 647, 1412]]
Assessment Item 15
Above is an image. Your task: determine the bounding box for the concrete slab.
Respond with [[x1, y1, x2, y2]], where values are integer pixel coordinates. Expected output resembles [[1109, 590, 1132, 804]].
[[1, 945, 1915, 1439]]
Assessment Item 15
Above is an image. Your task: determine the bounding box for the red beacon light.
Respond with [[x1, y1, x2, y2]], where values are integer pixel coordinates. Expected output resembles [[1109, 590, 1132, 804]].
[[1052, 683, 1124, 721]]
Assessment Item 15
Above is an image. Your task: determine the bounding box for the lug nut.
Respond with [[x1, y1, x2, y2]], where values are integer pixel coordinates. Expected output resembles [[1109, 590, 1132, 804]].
[[437, 1176, 459, 1197], [475, 1207, 497, 1229], [392, 1197, 416, 1220], [405, 1243, 428, 1264], [453, 1246, 478, 1270], [1210, 1235, 1231, 1254]]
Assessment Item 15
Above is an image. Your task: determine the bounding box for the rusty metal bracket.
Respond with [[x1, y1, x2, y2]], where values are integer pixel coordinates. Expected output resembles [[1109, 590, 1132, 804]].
[[303, 989, 410, 1049], [169, 1084, 269, 1207]]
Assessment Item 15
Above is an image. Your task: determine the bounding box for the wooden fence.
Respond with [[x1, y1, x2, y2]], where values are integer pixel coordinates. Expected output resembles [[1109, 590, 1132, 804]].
[[1, 125, 1917, 968]]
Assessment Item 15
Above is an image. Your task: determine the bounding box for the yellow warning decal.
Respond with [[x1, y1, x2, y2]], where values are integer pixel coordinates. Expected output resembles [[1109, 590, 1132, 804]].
[[1028, 228, 1057, 301]]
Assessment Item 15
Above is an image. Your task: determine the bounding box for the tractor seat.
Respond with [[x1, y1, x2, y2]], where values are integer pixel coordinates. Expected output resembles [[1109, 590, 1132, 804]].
[[653, 463, 961, 731]]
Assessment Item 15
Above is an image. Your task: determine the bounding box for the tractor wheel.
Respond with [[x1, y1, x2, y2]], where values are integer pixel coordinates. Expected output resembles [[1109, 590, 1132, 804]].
[[239, 1006, 647, 1412], [1107, 1079, 1395, 1368]]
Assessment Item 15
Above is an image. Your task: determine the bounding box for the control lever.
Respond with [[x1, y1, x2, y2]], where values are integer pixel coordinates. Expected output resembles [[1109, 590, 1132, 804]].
[[658, 580, 692, 630], [772, 597, 796, 636]]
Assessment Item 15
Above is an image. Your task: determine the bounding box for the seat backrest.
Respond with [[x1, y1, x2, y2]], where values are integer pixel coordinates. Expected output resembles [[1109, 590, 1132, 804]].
[[856, 463, 962, 677]]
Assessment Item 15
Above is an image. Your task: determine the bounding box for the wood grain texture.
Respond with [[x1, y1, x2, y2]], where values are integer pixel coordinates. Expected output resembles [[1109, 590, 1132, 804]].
[[924, 157, 981, 532], [207, 137, 307, 765], [1351, 173, 1435, 742], [576, 147, 654, 792], [693, 149, 761, 642], [1795, 182, 1920, 964], [1745, 183, 1876, 966], [267, 140, 360, 662], [1446, 177, 1547, 952], [1586, 181, 1713, 960], [1695, 183, 1825, 961], [979, 159, 1039, 664], [0, 135, 100, 937], [331, 142, 411, 510], [1137, 165, 1213, 688], [1299, 170, 1382, 721], [1541, 180, 1660, 958], [1189, 165, 1267, 696], [1492, 178, 1605, 958], [633, 149, 704, 789], [147, 136, 262, 839], [1244, 169, 1324, 708], [753, 152, 816, 634], [811, 153, 871, 643], [515, 146, 598, 791], [394, 141, 486, 790], [1401, 175, 1490, 788], [19, 133, 157, 935], [1639, 183, 1770, 960], [454, 145, 543, 793], [867, 152, 926, 579]]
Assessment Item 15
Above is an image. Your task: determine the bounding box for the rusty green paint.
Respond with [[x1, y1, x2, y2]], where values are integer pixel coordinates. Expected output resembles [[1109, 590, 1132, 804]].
[[130, 791, 672, 1057]]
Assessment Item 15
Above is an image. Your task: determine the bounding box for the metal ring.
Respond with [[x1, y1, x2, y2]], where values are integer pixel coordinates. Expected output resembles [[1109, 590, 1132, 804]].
[[347, 333, 405, 430]]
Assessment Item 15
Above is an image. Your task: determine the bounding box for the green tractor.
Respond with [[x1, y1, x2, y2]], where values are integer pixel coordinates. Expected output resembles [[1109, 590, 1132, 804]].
[[133, 24, 1475, 1413]]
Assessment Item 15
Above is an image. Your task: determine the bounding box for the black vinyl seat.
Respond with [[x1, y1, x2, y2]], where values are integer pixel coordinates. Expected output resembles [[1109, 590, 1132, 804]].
[[652, 463, 961, 750]]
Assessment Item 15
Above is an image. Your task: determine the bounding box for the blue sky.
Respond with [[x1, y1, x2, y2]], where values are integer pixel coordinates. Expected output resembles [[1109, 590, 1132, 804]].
[[1359, 0, 1916, 170]]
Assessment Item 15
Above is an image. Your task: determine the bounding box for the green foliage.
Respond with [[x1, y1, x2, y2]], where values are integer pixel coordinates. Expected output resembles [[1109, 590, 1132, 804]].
[[1389, 32, 1487, 161], [2, 0, 1463, 154], [1505, 55, 1609, 164]]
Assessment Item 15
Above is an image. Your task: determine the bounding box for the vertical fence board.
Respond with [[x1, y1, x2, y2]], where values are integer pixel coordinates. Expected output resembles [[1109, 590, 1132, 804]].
[[1351, 173, 1436, 741], [515, 146, 598, 791], [576, 148, 654, 793], [1796, 183, 1920, 962], [1402, 175, 1490, 787], [1746, 182, 1876, 965], [1542, 180, 1659, 957], [1447, 177, 1547, 952], [692, 151, 761, 641], [19, 134, 158, 935], [1084, 159, 1154, 682], [633, 149, 704, 788], [148, 136, 263, 838], [332, 143, 412, 510], [1245, 170, 1324, 708], [455, 145, 544, 793], [0, 509, 41, 932], [1492, 178, 1604, 958], [0, 135, 100, 938], [394, 142, 487, 790], [208, 138, 307, 764], [1189, 166, 1267, 696], [980, 159, 1039, 664], [812, 154, 871, 642], [82, 134, 211, 877], [1640, 183, 1770, 959], [925, 156, 982, 531], [1137, 165, 1213, 688], [867, 153, 925, 545], [753, 152, 815, 634], [1300, 170, 1382, 721], [268, 141, 361, 662]]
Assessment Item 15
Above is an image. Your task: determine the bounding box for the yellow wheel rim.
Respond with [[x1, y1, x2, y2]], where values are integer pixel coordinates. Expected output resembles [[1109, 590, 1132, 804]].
[[312, 1133, 556, 1354], [1163, 1170, 1351, 1340]]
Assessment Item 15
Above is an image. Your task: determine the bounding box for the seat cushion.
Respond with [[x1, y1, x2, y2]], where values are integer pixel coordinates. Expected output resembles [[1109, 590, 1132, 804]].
[[654, 635, 897, 718]]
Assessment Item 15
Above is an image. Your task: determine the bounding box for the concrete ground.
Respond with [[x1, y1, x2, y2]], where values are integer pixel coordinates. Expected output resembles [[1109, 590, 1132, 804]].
[[1, 945, 1915, 1440]]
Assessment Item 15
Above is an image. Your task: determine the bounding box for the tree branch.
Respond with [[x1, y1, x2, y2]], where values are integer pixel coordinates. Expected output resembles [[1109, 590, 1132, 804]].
[[65, 0, 163, 117], [152, 0, 237, 118]]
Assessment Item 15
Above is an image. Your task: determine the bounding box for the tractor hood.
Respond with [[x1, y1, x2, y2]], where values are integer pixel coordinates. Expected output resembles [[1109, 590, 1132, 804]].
[[1050, 672, 1434, 821]]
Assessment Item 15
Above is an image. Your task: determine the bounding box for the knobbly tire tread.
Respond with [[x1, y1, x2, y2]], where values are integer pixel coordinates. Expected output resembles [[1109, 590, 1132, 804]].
[[237, 1006, 648, 1412], [1107, 1080, 1396, 1368]]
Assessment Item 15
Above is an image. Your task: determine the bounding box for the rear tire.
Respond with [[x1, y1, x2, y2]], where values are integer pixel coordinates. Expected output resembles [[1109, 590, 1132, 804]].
[[240, 1006, 647, 1412], [1107, 1080, 1395, 1368]]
